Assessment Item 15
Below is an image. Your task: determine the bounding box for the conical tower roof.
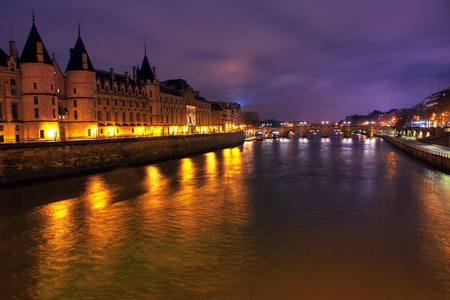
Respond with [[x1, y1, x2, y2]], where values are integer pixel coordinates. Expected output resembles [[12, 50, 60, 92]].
[[66, 33, 94, 72], [0, 48, 8, 67], [138, 54, 153, 82], [20, 20, 52, 64]]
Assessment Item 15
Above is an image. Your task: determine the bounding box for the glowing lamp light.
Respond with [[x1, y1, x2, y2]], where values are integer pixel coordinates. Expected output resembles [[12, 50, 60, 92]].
[[138, 128, 142, 133], [108, 127, 115, 135], [47, 128, 57, 138], [92, 128, 98, 133]]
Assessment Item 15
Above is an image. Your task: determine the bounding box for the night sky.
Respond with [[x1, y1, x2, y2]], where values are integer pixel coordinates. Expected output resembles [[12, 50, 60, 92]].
[[3, 0, 450, 122]]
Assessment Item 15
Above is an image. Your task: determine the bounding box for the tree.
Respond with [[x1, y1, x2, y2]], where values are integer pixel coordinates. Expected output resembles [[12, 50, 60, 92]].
[[242, 111, 261, 127]]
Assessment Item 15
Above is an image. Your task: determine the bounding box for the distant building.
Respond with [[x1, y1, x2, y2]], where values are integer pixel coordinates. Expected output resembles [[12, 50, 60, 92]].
[[0, 18, 241, 143]]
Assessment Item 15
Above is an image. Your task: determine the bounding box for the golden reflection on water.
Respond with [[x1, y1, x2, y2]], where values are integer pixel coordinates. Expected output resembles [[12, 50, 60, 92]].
[[84, 175, 113, 210]]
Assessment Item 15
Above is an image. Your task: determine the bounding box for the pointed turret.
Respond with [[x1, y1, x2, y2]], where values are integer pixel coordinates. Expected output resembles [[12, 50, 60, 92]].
[[66, 31, 94, 71], [0, 48, 8, 67], [20, 18, 52, 64], [138, 54, 153, 82]]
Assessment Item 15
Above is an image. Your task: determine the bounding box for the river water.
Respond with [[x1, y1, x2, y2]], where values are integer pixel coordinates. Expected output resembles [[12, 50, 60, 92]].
[[0, 138, 449, 299]]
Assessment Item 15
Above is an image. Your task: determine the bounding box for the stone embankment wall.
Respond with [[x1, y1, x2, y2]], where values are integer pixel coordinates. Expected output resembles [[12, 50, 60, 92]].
[[0, 132, 245, 185], [383, 136, 450, 173], [419, 132, 450, 147]]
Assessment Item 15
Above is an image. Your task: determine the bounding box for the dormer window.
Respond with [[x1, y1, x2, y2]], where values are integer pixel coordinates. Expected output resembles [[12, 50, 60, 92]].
[[74, 88, 76, 94]]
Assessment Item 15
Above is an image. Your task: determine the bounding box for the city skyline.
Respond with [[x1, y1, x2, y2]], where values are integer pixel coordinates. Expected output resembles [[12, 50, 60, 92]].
[[2, 0, 450, 122]]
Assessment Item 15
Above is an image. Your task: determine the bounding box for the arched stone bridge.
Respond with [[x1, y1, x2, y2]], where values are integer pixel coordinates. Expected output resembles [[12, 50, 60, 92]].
[[258, 125, 391, 138], [258, 125, 447, 138]]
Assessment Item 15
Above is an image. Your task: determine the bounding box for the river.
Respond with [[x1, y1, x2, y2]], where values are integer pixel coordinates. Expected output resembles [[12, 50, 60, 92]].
[[0, 138, 449, 299]]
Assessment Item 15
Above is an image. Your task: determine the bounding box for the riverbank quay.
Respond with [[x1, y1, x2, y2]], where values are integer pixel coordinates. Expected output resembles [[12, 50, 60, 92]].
[[382, 135, 450, 173], [0, 131, 244, 186], [420, 132, 450, 147]]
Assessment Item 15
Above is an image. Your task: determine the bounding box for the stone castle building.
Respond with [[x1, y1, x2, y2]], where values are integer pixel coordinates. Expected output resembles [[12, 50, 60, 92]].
[[0, 18, 242, 143]]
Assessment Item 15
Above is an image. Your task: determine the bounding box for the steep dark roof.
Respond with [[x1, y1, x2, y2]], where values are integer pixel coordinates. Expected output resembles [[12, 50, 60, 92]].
[[66, 34, 94, 72], [138, 55, 153, 81], [0, 48, 8, 67], [20, 22, 52, 64], [95, 69, 139, 92], [195, 95, 210, 103], [165, 79, 191, 90], [159, 87, 182, 96]]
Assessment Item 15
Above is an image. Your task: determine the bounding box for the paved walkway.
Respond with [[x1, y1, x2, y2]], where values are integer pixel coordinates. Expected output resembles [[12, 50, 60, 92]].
[[393, 136, 450, 159]]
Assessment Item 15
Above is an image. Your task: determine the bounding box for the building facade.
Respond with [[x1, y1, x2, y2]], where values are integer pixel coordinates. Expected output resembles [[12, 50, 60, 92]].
[[0, 19, 241, 143]]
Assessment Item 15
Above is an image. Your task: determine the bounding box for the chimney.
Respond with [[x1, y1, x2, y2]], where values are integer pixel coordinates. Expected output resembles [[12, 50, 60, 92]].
[[36, 42, 43, 62], [133, 66, 137, 81], [125, 71, 129, 83], [152, 66, 156, 81], [110, 68, 114, 80], [82, 53, 88, 70], [9, 41, 16, 58]]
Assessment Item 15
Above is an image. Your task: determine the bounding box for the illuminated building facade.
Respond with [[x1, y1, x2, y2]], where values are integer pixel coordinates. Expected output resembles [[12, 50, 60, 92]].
[[0, 19, 241, 143]]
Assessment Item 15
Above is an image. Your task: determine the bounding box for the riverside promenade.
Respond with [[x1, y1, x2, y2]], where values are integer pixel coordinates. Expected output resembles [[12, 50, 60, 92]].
[[382, 135, 450, 173]]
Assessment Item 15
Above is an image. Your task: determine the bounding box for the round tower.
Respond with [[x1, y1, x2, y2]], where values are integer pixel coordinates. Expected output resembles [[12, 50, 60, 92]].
[[64, 29, 97, 139], [19, 18, 59, 141]]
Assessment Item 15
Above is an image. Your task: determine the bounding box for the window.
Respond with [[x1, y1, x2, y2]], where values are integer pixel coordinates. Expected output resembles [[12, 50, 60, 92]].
[[15, 125, 19, 131], [34, 83, 37, 89], [136, 102, 139, 108], [57, 88, 60, 94], [74, 88, 76, 94], [12, 103, 18, 119], [150, 116, 153, 124], [97, 111, 102, 121], [88, 128, 91, 136], [34, 97, 38, 104], [10, 64, 15, 71], [136, 114, 140, 122], [98, 98, 101, 105], [100, 129, 104, 134], [15, 135, 20, 142], [10, 79, 16, 86], [0, 136, 3, 143], [39, 130, 44, 139], [115, 99, 118, 106], [74, 100, 77, 107], [132, 128, 134, 133], [143, 103, 146, 108], [113, 87, 117, 93], [129, 113, 133, 122], [51, 84, 53, 90], [149, 106, 152, 113], [106, 86, 109, 92], [149, 91, 152, 97], [11, 89, 16, 95], [74, 110, 78, 120], [0, 125, 3, 131], [52, 97, 55, 105], [106, 111, 110, 121], [106, 98, 110, 105], [122, 112, 126, 122], [34, 108, 39, 118], [97, 84, 100, 91], [53, 109, 56, 118], [114, 112, 118, 121], [121, 100, 125, 107]]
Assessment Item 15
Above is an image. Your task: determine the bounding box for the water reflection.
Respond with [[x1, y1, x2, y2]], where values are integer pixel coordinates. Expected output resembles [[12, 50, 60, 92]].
[[0, 139, 449, 299]]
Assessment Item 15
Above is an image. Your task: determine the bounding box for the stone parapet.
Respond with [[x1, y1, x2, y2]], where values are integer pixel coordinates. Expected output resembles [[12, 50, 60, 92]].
[[383, 136, 450, 173], [0, 131, 245, 186]]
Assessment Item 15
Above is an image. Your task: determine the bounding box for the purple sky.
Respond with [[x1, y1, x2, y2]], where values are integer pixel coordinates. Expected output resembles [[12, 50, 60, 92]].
[[3, 0, 450, 122]]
